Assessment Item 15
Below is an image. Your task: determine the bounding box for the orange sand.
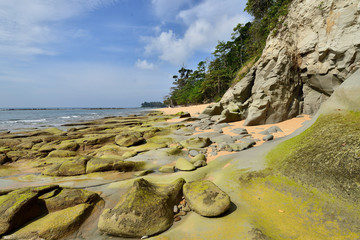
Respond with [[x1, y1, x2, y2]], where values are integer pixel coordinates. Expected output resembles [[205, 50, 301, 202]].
[[155, 103, 212, 116], [157, 103, 311, 162]]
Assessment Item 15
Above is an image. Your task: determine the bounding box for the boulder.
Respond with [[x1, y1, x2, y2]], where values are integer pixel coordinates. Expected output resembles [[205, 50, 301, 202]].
[[0, 189, 42, 235], [201, 103, 224, 116], [263, 135, 274, 142], [181, 137, 211, 149], [42, 188, 99, 212], [193, 160, 207, 168], [98, 178, 185, 238], [56, 156, 89, 176], [86, 157, 137, 173], [115, 132, 143, 147], [217, 109, 243, 123], [190, 154, 206, 163], [48, 150, 77, 158], [0, 185, 59, 235], [183, 180, 231, 217], [179, 112, 191, 118], [175, 158, 196, 171], [57, 141, 79, 151]]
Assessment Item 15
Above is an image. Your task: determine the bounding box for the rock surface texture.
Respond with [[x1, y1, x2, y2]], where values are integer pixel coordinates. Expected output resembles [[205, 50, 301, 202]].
[[183, 180, 231, 217], [210, 0, 360, 125], [98, 178, 185, 238]]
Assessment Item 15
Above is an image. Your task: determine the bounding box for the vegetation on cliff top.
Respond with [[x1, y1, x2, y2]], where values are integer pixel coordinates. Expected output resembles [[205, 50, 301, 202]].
[[164, 0, 293, 106]]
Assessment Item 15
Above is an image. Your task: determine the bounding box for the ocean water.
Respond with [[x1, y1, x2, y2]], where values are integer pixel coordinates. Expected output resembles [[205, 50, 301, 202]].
[[0, 108, 151, 132]]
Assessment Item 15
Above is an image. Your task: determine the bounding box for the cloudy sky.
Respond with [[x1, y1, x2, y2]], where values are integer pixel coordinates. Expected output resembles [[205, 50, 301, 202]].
[[0, 0, 251, 108]]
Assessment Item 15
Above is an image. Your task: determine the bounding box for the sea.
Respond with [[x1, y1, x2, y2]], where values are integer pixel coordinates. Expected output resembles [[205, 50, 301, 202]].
[[0, 108, 152, 132]]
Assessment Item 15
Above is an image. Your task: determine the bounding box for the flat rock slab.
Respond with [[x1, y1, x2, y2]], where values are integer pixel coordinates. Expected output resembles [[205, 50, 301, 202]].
[[5, 203, 93, 240], [183, 180, 231, 217]]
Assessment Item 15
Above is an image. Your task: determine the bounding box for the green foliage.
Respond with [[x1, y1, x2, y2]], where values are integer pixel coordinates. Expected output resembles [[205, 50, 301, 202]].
[[141, 102, 166, 108], [165, 0, 293, 106]]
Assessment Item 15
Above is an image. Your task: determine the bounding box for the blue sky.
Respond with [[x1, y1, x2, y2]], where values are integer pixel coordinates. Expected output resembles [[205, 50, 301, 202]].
[[0, 0, 251, 108]]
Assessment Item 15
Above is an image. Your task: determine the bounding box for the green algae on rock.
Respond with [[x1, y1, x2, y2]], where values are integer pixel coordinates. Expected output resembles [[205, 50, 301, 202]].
[[98, 178, 185, 238], [175, 157, 196, 171], [181, 137, 211, 148], [267, 111, 360, 204], [183, 180, 231, 217], [4, 203, 93, 240]]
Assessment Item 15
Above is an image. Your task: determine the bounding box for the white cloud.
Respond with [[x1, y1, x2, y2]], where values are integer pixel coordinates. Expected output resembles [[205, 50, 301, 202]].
[[151, 0, 191, 19], [146, 0, 251, 65], [135, 59, 155, 70], [0, 0, 116, 59]]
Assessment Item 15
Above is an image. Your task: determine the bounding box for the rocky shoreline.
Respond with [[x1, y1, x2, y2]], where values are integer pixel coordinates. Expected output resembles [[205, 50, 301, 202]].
[[0, 100, 359, 239], [0, 110, 280, 239]]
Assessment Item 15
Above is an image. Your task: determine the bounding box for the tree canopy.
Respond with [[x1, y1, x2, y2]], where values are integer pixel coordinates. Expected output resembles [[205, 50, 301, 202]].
[[164, 0, 293, 106]]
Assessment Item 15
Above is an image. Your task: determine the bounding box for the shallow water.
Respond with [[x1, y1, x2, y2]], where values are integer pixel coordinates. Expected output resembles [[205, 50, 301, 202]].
[[0, 108, 150, 132]]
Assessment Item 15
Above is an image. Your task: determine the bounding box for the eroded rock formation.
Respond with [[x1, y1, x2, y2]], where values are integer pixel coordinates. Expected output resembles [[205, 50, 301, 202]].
[[208, 0, 360, 125]]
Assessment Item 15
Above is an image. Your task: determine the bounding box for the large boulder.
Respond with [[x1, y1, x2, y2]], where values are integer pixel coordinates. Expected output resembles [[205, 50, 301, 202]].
[[183, 180, 231, 217], [220, 0, 360, 125], [98, 178, 185, 238]]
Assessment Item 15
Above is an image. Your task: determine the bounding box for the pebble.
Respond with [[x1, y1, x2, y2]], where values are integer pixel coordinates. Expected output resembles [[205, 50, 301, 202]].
[[173, 205, 179, 213], [174, 216, 181, 222]]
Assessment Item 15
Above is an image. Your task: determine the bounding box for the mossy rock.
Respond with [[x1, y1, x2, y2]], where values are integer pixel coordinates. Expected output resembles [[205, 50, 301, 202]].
[[98, 178, 185, 237], [0, 188, 42, 235], [122, 151, 137, 159], [0, 147, 11, 154], [0, 154, 11, 165], [57, 141, 79, 151], [86, 157, 137, 173], [190, 154, 206, 163], [183, 180, 231, 217], [4, 203, 93, 240], [48, 150, 77, 158], [6, 151, 27, 161], [94, 144, 126, 157], [146, 136, 176, 145], [43, 188, 99, 212], [181, 137, 211, 149], [77, 134, 116, 146], [42, 127, 64, 135], [133, 142, 167, 153], [115, 132, 143, 147], [18, 141, 34, 150], [175, 158, 195, 171], [86, 157, 116, 173], [38, 143, 57, 153], [164, 147, 183, 156], [159, 165, 175, 173], [0, 186, 59, 235], [57, 156, 89, 176]]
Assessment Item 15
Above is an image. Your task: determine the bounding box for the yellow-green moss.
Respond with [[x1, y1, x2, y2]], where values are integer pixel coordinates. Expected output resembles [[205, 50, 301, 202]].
[[238, 174, 360, 239], [266, 111, 360, 203]]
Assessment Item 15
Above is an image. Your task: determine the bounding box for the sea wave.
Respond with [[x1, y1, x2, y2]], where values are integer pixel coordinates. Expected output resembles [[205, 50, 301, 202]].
[[6, 119, 47, 123]]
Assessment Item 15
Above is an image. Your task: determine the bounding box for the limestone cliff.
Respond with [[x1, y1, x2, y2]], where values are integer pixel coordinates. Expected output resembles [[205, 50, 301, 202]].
[[209, 0, 360, 125]]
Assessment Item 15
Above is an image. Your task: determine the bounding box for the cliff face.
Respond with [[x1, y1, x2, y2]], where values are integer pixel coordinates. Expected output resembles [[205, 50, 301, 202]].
[[217, 0, 360, 125]]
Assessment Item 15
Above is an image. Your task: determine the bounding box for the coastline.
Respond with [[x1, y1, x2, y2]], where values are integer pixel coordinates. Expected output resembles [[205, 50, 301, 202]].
[[0, 106, 316, 239]]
